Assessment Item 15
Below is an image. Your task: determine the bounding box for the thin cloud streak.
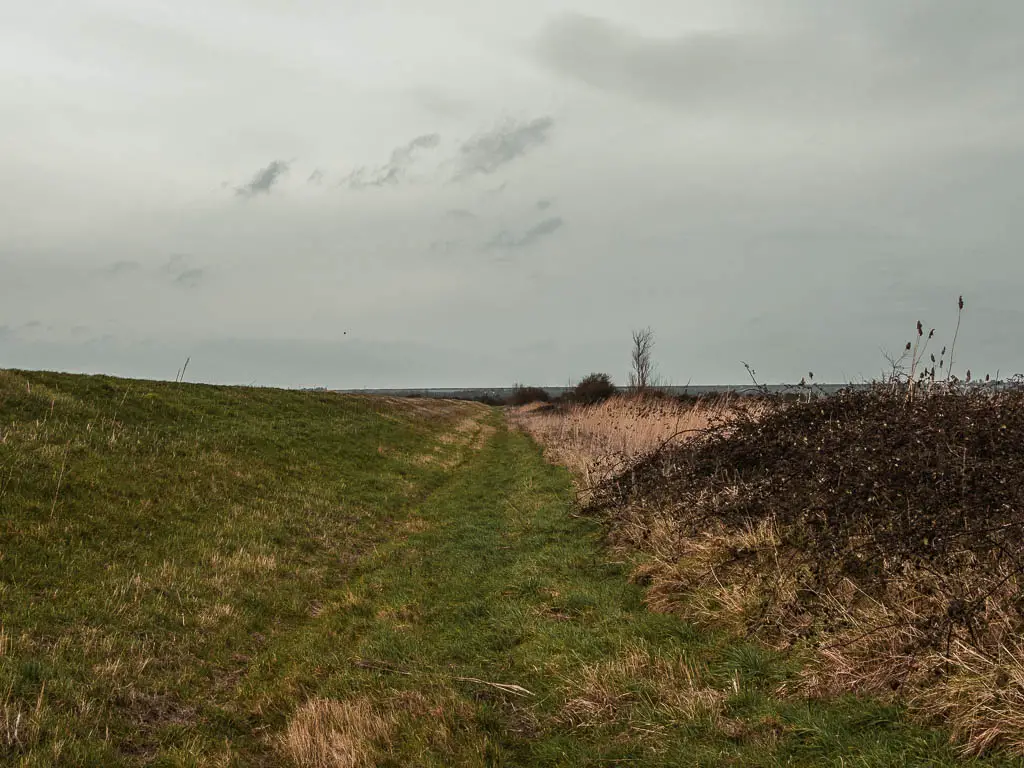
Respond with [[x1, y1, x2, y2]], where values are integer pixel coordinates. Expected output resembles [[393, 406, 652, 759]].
[[343, 133, 441, 190], [236, 160, 291, 197], [454, 117, 555, 179], [487, 216, 565, 250]]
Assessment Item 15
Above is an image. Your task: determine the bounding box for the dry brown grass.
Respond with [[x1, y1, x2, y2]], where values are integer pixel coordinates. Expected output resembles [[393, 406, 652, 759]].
[[557, 642, 736, 747], [625, 512, 1024, 755], [372, 397, 490, 425], [3, 682, 47, 755], [630, 518, 793, 636], [509, 395, 745, 497], [280, 697, 394, 768], [617, 506, 1024, 755], [785, 563, 1024, 756]]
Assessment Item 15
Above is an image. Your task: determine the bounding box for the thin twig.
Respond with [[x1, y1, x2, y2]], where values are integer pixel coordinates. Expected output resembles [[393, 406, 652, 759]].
[[0, 457, 18, 501], [352, 658, 534, 696], [50, 442, 71, 518], [110, 383, 133, 442], [453, 677, 534, 697], [353, 659, 413, 676], [947, 296, 964, 382]]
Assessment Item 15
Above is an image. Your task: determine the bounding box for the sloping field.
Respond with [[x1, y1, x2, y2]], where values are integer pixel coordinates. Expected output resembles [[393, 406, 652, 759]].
[[0, 371, 493, 765], [1, 371, 1017, 766]]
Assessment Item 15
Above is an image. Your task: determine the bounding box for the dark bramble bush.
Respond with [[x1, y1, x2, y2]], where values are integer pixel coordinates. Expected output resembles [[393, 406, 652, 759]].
[[590, 382, 1024, 656], [572, 373, 617, 405], [506, 385, 551, 406]]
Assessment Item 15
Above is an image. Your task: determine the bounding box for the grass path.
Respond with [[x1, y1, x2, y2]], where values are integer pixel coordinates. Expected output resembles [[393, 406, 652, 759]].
[[1, 371, 1017, 766], [292, 422, 1015, 766]]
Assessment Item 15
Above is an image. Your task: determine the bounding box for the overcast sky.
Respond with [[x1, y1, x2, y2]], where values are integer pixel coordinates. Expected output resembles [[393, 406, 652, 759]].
[[3, 1, 1022, 388]]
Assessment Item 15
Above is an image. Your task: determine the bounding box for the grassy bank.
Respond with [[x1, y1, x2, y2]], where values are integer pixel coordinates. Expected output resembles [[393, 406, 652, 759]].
[[0, 369, 491, 764], [2, 370, 1016, 765]]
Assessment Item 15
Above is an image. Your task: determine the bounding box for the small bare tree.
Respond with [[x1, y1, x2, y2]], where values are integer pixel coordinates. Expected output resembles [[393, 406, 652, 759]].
[[629, 327, 655, 392]]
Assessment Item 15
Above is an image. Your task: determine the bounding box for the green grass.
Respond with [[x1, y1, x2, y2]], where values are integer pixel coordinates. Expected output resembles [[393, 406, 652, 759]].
[[1, 369, 1019, 766]]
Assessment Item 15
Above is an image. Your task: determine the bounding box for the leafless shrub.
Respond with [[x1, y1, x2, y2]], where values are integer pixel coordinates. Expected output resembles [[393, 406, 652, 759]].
[[629, 328, 655, 392]]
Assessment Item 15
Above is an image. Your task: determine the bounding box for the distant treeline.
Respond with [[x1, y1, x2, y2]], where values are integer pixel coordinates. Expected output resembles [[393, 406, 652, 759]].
[[333, 383, 864, 407]]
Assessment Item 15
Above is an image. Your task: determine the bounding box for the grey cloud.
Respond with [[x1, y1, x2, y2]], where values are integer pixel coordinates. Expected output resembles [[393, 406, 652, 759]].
[[9, 320, 57, 339], [307, 169, 325, 185], [455, 117, 555, 179], [163, 254, 188, 274], [161, 255, 204, 288], [0, 324, 27, 342], [103, 260, 141, 275], [534, 9, 1024, 115], [236, 160, 291, 197], [174, 268, 205, 289], [409, 134, 442, 151], [519, 217, 565, 247], [486, 231, 514, 249], [446, 208, 476, 220], [487, 216, 565, 250], [536, 199, 553, 211], [411, 87, 471, 119], [343, 133, 441, 190], [430, 239, 462, 254]]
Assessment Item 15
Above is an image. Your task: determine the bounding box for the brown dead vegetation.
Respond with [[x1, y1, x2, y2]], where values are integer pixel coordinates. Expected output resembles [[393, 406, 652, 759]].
[[558, 644, 727, 733], [280, 698, 394, 768], [520, 384, 1024, 756], [509, 394, 748, 499]]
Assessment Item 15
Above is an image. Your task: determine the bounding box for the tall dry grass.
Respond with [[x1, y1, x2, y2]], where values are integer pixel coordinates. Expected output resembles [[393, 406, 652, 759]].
[[509, 394, 749, 496]]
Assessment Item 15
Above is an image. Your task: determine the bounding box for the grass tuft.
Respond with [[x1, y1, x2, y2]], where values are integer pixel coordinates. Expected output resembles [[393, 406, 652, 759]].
[[280, 697, 394, 768]]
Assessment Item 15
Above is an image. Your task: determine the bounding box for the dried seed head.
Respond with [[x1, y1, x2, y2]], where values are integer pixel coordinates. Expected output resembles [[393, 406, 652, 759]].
[[917, 321, 923, 336], [905, 342, 912, 351], [958, 295, 964, 310]]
